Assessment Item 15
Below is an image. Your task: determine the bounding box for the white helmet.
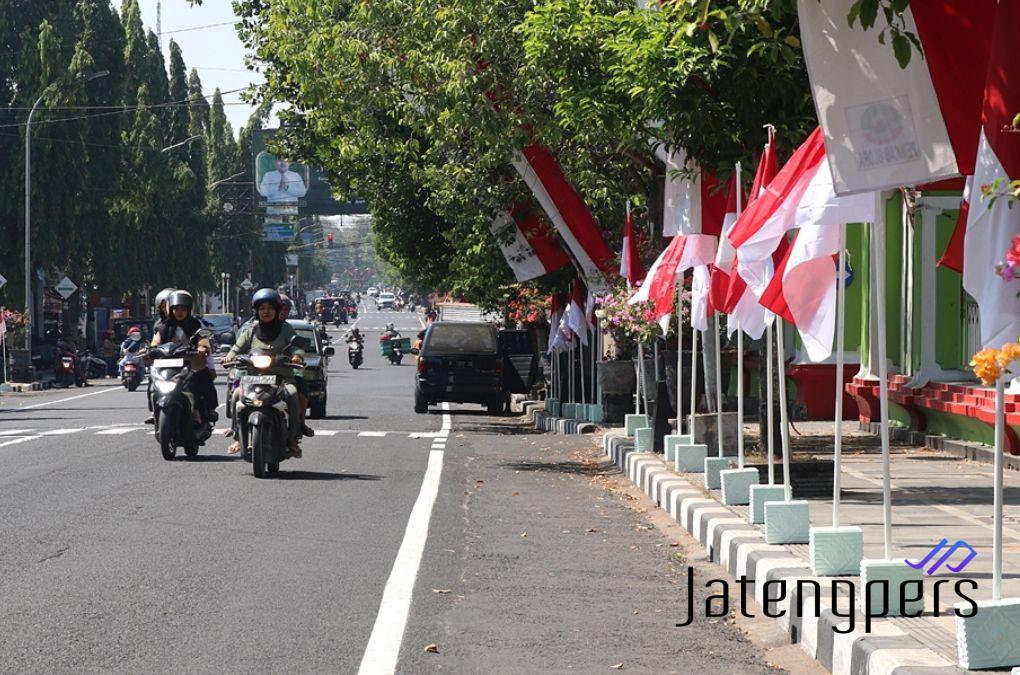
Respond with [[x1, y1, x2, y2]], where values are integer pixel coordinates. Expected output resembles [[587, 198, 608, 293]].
[[386, 322, 395, 331]]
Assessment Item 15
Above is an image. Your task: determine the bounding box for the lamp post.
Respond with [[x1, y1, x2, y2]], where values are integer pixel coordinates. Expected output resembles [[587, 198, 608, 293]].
[[160, 134, 202, 153], [24, 69, 108, 350]]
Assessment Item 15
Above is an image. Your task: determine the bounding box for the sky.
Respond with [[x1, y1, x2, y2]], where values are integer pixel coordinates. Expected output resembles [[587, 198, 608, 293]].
[[136, 0, 268, 137]]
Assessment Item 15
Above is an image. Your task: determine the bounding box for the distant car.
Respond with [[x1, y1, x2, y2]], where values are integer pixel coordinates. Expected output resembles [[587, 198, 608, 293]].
[[414, 321, 504, 414], [377, 292, 396, 310], [367, 287, 379, 297], [288, 320, 334, 419], [201, 313, 236, 346]]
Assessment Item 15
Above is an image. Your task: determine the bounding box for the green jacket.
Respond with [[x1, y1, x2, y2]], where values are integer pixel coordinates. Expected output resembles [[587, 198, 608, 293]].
[[228, 322, 305, 378]]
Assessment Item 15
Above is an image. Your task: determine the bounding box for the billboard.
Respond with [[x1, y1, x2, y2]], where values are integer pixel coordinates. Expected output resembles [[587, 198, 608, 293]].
[[262, 222, 296, 242], [253, 129, 368, 216]]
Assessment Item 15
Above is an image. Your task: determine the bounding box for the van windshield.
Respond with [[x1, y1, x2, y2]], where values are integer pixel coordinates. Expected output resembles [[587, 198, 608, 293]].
[[426, 324, 497, 355]]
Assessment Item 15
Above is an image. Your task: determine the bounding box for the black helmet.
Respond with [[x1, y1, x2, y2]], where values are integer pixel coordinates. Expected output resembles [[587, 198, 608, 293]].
[[154, 287, 175, 317], [280, 294, 293, 311], [252, 288, 282, 313], [167, 290, 193, 312]]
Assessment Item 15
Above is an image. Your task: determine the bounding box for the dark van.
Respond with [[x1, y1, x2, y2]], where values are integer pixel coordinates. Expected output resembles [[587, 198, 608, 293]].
[[414, 322, 504, 414]]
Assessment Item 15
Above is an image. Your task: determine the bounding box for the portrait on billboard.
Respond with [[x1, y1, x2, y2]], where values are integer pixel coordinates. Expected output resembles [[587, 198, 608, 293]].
[[255, 150, 310, 215]]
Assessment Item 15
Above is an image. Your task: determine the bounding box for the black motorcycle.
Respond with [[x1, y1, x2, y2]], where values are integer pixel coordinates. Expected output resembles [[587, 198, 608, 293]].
[[145, 331, 215, 461], [54, 350, 82, 388], [348, 339, 364, 369], [227, 346, 305, 478], [388, 341, 404, 365]]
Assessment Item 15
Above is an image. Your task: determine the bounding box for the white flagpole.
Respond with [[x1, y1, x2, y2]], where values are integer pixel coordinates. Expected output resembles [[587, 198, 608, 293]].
[[636, 342, 644, 415], [872, 203, 893, 558], [833, 226, 847, 527], [579, 335, 587, 405], [714, 312, 724, 458], [676, 287, 684, 433], [569, 339, 576, 403], [689, 323, 699, 432], [734, 161, 744, 468], [994, 375, 1006, 600], [766, 323, 775, 484], [776, 319, 792, 500]]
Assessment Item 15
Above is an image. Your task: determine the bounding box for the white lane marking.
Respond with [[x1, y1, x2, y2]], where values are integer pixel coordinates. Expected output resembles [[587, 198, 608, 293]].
[[0, 435, 42, 449], [16, 386, 120, 410], [408, 432, 442, 439], [95, 427, 147, 435], [39, 428, 85, 436], [358, 403, 451, 675], [316, 430, 340, 437], [358, 431, 387, 438], [440, 404, 452, 435], [417, 316, 425, 328], [0, 429, 36, 436]]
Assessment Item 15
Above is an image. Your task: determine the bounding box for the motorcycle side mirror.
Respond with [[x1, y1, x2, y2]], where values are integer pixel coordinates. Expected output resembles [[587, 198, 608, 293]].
[[219, 344, 231, 354], [324, 346, 335, 356], [410, 348, 420, 355]]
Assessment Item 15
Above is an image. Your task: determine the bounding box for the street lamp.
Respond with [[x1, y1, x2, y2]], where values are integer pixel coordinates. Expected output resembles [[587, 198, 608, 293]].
[[160, 134, 202, 153], [24, 69, 109, 350], [208, 171, 245, 190]]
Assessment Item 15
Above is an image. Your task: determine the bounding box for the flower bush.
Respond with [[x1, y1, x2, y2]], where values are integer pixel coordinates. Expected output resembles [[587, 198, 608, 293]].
[[506, 286, 549, 327], [593, 280, 689, 360], [995, 233, 1020, 282], [970, 236, 1020, 385]]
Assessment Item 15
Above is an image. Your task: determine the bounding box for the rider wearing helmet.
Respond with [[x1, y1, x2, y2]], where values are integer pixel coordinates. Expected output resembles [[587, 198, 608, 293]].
[[226, 288, 306, 457], [153, 287, 176, 323], [149, 290, 219, 422], [345, 327, 363, 344], [380, 322, 401, 342]]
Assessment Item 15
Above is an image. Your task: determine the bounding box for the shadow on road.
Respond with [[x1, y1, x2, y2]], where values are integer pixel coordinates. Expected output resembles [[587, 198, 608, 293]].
[[179, 455, 238, 463], [320, 414, 369, 421], [274, 470, 383, 481], [499, 459, 619, 477]]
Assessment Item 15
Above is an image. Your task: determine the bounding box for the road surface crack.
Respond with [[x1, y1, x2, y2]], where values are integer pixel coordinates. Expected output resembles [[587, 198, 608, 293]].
[[38, 546, 69, 563]]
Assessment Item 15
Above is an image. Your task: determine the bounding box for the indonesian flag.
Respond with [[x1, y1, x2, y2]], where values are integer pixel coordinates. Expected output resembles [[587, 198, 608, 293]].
[[565, 278, 590, 346], [797, 0, 996, 195], [728, 128, 876, 268], [653, 144, 687, 236], [513, 144, 615, 287], [652, 144, 727, 237], [0, 312, 6, 344], [490, 204, 571, 282], [547, 294, 566, 353], [963, 1, 1020, 349], [620, 208, 644, 287], [708, 174, 739, 320], [630, 234, 717, 335], [723, 131, 782, 339]]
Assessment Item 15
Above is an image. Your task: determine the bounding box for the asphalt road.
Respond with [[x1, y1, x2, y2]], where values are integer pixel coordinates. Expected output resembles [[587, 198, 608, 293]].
[[0, 304, 781, 673]]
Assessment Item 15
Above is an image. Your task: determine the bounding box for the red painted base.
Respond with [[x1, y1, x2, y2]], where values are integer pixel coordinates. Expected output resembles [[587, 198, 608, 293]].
[[786, 363, 861, 421]]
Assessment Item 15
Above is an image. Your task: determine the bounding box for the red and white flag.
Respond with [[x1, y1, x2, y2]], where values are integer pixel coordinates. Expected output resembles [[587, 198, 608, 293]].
[[490, 205, 571, 282], [565, 278, 590, 346], [798, 0, 996, 195], [547, 294, 566, 353], [652, 144, 728, 238], [963, 1, 1020, 349], [728, 128, 875, 268], [513, 144, 615, 287], [620, 205, 645, 288], [630, 234, 717, 335], [708, 174, 739, 324], [722, 131, 782, 339]]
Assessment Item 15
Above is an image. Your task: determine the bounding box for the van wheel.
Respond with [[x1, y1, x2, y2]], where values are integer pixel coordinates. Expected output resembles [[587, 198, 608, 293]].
[[486, 397, 502, 415]]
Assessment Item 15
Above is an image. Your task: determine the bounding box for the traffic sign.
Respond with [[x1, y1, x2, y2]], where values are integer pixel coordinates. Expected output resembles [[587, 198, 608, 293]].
[[239, 278, 254, 291], [54, 276, 77, 299], [0, 273, 6, 290]]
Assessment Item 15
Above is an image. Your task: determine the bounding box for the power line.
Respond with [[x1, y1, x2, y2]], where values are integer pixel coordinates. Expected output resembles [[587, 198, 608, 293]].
[[159, 20, 238, 35]]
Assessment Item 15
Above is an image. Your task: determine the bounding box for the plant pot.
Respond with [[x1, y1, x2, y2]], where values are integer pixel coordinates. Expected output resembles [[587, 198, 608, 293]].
[[597, 359, 636, 395]]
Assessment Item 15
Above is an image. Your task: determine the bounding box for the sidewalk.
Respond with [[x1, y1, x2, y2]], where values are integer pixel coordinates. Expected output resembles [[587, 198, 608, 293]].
[[586, 416, 1020, 673]]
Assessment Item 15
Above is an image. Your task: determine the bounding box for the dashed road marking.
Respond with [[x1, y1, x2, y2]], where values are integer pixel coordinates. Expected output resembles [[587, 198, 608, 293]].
[[358, 431, 387, 438], [39, 428, 85, 436], [0, 429, 36, 436], [95, 427, 147, 435]]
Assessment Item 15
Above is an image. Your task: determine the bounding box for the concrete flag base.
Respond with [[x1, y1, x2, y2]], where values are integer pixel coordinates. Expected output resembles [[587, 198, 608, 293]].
[[858, 559, 924, 616], [720, 468, 760, 506], [764, 500, 810, 544], [634, 427, 653, 453], [625, 414, 648, 437], [809, 526, 863, 576], [748, 485, 787, 524], [675, 444, 708, 473], [547, 398, 560, 416], [664, 434, 693, 462], [704, 457, 731, 490], [955, 598, 1020, 670]]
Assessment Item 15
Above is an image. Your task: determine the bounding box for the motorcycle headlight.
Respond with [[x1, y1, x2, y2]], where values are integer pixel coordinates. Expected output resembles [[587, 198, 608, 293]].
[[154, 380, 177, 394], [251, 355, 273, 369]]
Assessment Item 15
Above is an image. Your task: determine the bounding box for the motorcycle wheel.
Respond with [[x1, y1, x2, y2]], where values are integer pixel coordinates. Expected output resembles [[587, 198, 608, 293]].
[[127, 378, 139, 392], [251, 425, 267, 478], [158, 414, 176, 461], [351, 362, 360, 369]]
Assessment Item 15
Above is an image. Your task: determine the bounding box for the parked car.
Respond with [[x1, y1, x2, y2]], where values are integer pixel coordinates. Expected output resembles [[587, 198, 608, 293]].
[[377, 292, 396, 310], [287, 320, 334, 418], [413, 321, 504, 414], [201, 313, 236, 347]]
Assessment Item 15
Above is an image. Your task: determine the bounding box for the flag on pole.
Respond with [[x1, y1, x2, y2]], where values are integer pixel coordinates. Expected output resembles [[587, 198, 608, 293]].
[[963, 1, 1020, 349], [728, 127, 875, 268], [630, 234, 717, 335], [708, 174, 739, 318], [651, 144, 728, 237], [513, 144, 615, 286], [620, 204, 645, 287], [547, 294, 566, 353], [797, 0, 996, 195], [564, 278, 590, 346], [489, 205, 571, 282]]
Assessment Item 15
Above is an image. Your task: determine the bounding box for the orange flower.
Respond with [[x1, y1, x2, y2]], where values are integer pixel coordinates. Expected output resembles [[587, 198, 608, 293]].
[[970, 347, 1003, 385]]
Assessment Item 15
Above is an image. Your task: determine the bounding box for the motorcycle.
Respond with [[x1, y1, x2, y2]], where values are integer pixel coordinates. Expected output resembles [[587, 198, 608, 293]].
[[81, 351, 108, 379], [388, 340, 404, 365], [227, 345, 305, 478], [348, 340, 364, 369], [348, 304, 358, 320], [120, 351, 145, 391], [54, 350, 81, 388], [145, 331, 215, 461]]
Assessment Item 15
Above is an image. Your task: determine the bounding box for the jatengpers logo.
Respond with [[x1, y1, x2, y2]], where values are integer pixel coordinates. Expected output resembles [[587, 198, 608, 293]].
[[676, 540, 979, 634]]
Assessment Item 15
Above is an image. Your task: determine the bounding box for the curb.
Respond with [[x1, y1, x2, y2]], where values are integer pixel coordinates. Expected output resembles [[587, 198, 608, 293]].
[[529, 406, 599, 436], [604, 435, 966, 675], [1, 381, 52, 392]]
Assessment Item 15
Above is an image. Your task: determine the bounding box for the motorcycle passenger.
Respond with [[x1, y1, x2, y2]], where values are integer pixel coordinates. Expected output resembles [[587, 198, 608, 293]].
[[279, 295, 314, 439], [226, 289, 306, 457], [150, 290, 219, 423], [153, 287, 176, 324], [118, 325, 145, 376]]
